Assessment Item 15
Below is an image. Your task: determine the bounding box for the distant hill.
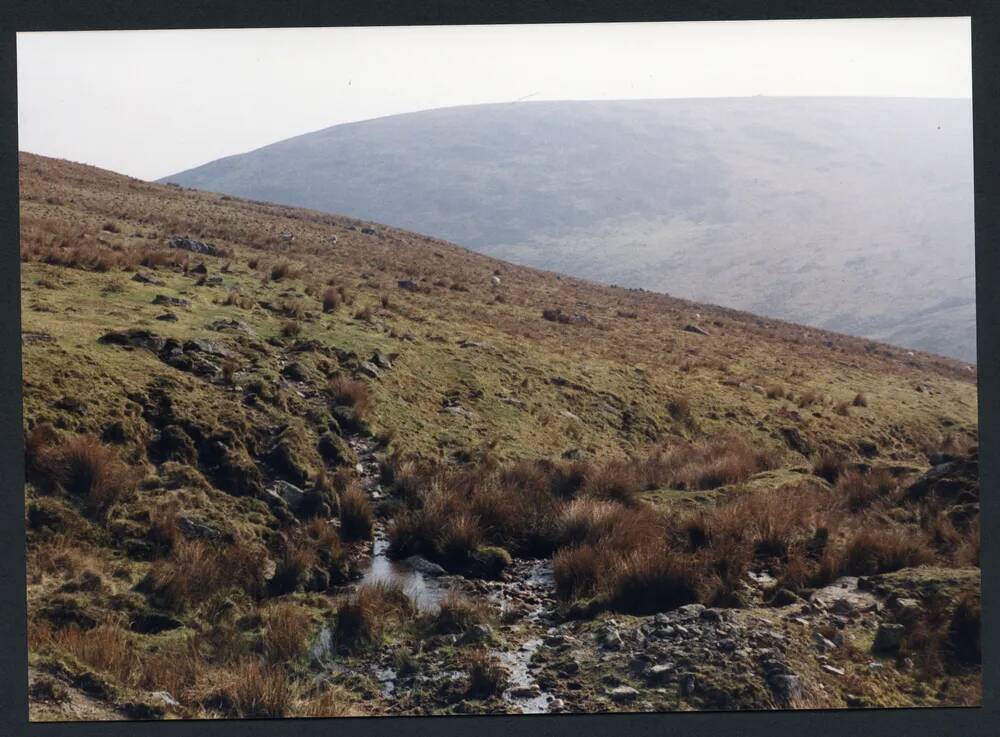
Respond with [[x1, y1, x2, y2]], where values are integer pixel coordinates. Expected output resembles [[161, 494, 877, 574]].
[[162, 97, 976, 362]]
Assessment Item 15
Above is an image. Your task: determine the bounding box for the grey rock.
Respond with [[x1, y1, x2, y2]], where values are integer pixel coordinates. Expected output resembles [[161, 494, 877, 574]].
[[151, 294, 190, 307], [177, 516, 223, 541], [99, 328, 167, 353], [509, 684, 541, 699], [873, 622, 905, 653], [813, 632, 838, 651], [769, 674, 803, 703], [267, 480, 307, 512], [371, 350, 393, 370], [151, 691, 180, 708], [404, 556, 447, 576], [598, 628, 624, 651], [167, 235, 221, 256], [183, 339, 230, 357], [609, 686, 639, 704], [677, 604, 706, 619], [358, 361, 381, 379], [683, 323, 710, 336], [644, 663, 674, 683], [678, 672, 697, 696], [208, 318, 255, 335]]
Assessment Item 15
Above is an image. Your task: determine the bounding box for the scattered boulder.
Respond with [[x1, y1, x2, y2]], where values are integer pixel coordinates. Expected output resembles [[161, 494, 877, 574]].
[[176, 516, 224, 541], [99, 328, 166, 352], [683, 324, 710, 336], [131, 272, 163, 285], [644, 663, 674, 683], [182, 339, 230, 358], [397, 280, 420, 292], [358, 361, 381, 379], [810, 577, 879, 614], [208, 318, 255, 335], [678, 672, 698, 697], [155, 312, 178, 322], [266, 480, 307, 514], [509, 684, 541, 699], [442, 404, 475, 420], [152, 294, 191, 308], [768, 673, 803, 704], [404, 556, 448, 577], [597, 623, 624, 651], [873, 622, 905, 653], [151, 691, 180, 709], [609, 685, 639, 704], [371, 350, 393, 370], [167, 235, 222, 257]]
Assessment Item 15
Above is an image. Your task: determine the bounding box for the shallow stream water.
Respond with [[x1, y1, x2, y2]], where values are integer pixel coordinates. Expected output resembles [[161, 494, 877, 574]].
[[345, 434, 556, 712]]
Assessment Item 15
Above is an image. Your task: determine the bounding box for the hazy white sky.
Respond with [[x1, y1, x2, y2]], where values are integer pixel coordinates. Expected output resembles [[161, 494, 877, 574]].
[[18, 17, 971, 181]]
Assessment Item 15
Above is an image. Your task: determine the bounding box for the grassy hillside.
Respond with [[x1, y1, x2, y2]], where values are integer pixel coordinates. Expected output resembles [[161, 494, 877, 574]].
[[162, 98, 976, 361], [20, 152, 979, 719]]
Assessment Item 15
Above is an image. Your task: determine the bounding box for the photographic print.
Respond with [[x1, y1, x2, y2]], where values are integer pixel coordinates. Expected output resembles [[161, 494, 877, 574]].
[[17, 18, 980, 721]]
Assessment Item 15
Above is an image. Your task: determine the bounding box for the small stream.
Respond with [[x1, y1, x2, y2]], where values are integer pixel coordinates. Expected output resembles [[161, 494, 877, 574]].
[[357, 530, 446, 613], [343, 434, 557, 713]]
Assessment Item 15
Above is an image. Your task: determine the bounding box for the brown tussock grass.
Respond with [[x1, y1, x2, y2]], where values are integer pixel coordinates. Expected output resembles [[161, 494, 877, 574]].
[[209, 659, 296, 717], [329, 376, 370, 415], [433, 592, 490, 634], [39, 434, 136, 517], [466, 649, 508, 697], [34, 620, 136, 685], [338, 482, 374, 541], [148, 539, 267, 612], [334, 582, 415, 652], [260, 602, 312, 663]]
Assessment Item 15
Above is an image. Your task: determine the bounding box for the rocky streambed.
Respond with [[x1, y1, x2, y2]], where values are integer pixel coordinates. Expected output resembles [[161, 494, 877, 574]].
[[295, 435, 976, 716]]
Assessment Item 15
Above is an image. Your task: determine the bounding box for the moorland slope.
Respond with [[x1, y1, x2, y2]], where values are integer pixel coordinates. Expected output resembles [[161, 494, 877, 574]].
[[21, 152, 980, 719]]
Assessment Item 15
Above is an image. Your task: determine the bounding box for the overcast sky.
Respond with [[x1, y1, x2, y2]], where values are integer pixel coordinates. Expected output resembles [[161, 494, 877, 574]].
[[18, 17, 971, 181]]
